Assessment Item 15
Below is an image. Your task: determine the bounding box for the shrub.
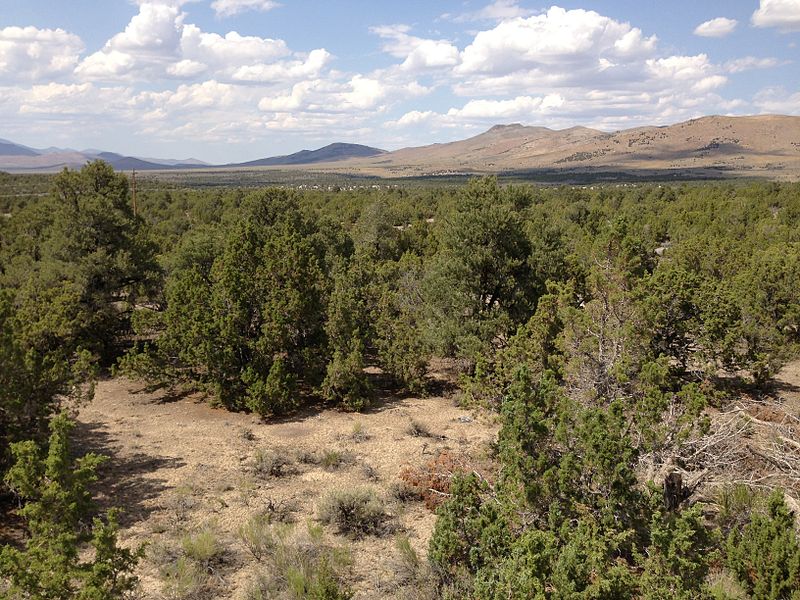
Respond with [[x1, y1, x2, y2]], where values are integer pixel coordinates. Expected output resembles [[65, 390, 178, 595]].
[[237, 515, 276, 561], [389, 479, 421, 503], [350, 421, 369, 443], [244, 356, 299, 416], [399, 451, 470, 510], [725, 490, 800, 599], [0, 414, 142, 600], [318, 487, 389, 537], [406, 419, 435, 438], [160, 556, 208, 600], [320, 342, 372, 411], [252, 448, 294, 478], [639, 505, 715, 599], [428, 473, 509, 582], [242, 522, 352, 600], [361, 463, 380, 481], [395, 535, 422, 584], [320, 450, 353, 471], [181, 529, 223, 571], [716, 484, 766, 534]]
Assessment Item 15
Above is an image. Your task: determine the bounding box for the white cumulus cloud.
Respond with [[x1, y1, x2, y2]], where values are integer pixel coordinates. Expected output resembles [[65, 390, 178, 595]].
[[74, 2, 311, 83], [752, 0, 800, 32], [0, 26, 84, 82], [371, 25, 459, 71], [694, 17, 738, 38], [456, 7, 657, 77]]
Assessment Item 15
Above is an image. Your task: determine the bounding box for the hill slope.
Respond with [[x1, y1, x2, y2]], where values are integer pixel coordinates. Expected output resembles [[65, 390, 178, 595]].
[[328, 115, 800, 180], [0, 146, 208, 172], [0, 139, 39, 157], [232, 142, 386, 167]]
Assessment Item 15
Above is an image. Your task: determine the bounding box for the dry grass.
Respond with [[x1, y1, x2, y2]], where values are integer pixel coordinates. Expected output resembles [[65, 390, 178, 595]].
[[74, 375, 498, 598]]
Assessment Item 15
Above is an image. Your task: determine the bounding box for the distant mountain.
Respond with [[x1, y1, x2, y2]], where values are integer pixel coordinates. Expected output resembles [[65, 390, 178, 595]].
[[324, 115, 800, 181], [136, 157, 209, 167], [3, 115, 799, 179], [0, 143, 208, 172], [231, 143, 386, 167], [0, 139, 38, 157]]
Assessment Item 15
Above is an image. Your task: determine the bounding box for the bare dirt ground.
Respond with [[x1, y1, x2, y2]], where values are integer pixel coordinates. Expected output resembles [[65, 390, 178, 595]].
[[74, 374, 497, 599], [66, 359, 800, 598]]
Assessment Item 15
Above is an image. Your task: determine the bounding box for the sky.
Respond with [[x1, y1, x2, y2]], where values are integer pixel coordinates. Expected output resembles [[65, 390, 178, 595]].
[[0, 0, 798, 163]]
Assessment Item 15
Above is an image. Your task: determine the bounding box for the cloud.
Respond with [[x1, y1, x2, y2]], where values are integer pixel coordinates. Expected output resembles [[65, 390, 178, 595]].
[[75, 3, 184, 78], [3, 82, 138, 140], [389, 110, 436, 127], [646, 54, 717, 82], [753, 86, 800, 113], [210, 0, 281, 18], [0, 26, 84, 82], [232, 48, 331, 82], [724, 56, 781, 73], [447, 94, 564, 119], [371, 25, 459, 71], [442, 0, 535, 23], [752, 0, 800, 32], [74, 2, 306, 82], [456, 7, 658, 77], [694, 17, 738, 37], [373, 6, 745, 134], [257, 72, 427, 116], [180, 24, 290, 69]]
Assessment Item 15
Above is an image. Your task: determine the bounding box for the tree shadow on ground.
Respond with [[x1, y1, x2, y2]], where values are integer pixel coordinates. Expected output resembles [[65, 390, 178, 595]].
[[129, 383, 196, 405], [710, 373, 800, 402], [72, 420, 186, 528], [769, 378, 800, 396]]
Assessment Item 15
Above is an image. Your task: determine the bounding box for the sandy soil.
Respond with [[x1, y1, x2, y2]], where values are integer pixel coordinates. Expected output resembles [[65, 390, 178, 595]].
[[74, 376, 497, 599]]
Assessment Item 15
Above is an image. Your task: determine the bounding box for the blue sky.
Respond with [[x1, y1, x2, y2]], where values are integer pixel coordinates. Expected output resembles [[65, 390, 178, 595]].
[[0, 0, 798, 162]]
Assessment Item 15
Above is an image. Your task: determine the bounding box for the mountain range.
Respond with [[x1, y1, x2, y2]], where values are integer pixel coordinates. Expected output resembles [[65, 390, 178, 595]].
[[0, 139, 386, 173], [1, 114, 798, 180], [328, 114, 800, 181], [0, 139, 211, 172]]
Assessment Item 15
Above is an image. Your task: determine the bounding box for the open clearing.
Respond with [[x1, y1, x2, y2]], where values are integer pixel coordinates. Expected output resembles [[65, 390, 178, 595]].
[[75, 373, 497, 598]]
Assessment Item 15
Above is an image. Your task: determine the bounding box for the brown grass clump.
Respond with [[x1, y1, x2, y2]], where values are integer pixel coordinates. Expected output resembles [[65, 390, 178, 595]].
[[398, 451, 474, 510]]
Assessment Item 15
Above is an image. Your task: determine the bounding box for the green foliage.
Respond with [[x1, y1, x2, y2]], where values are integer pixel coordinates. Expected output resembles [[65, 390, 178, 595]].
[[7, 172, 800, 598], [639, 504, 715, 600], [0, 161, 158, 471], [726, 490, 800, 599], [422, 177, 539, 362], [181, 529, 222, 570], [159, 556, 207, 600], [243, 522, 352, 600], [321, 337, 372, 411], [0, 288, 97, 471], [237, 514, 275, 561], [121, 189, 330, 416], [0, 414, 142, 599], [373, 254, 430, 392], [0, 161, 159, 359], [428, 473, 510, 584]]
